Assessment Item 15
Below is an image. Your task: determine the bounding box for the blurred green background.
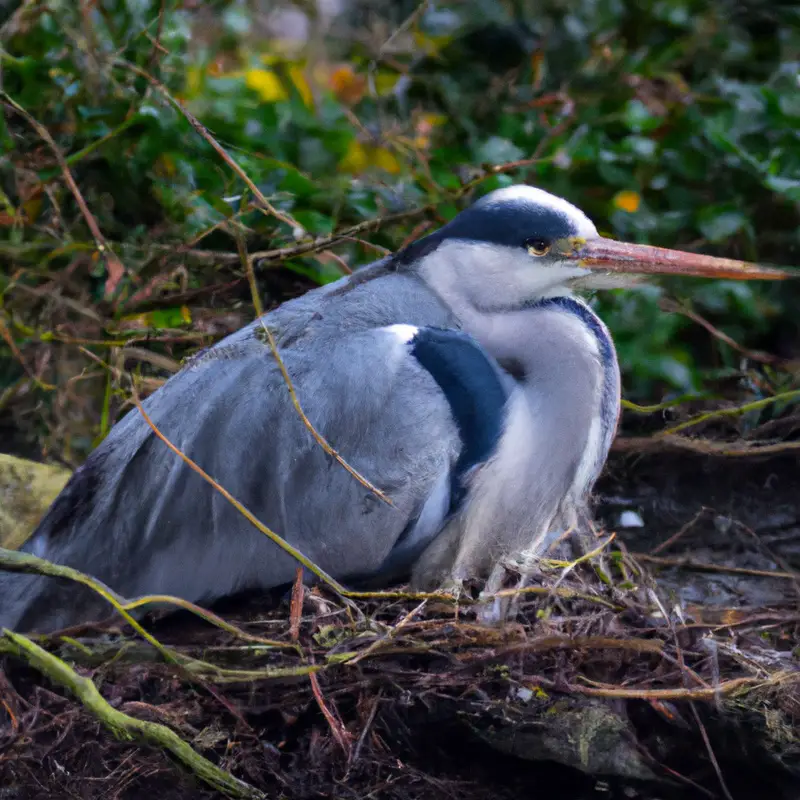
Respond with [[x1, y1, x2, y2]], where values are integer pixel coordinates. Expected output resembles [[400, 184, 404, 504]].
[[1, 0, 799, 464]]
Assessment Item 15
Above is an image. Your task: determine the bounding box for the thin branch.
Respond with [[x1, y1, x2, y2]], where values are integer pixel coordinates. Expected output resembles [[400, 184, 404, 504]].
[[651, 508, 709, 555], [377, 0, 430, 57], [612, 434, 800, 457], [257, 319, 394, 506], [568, 676, 763, 701], [345, 599, 428, 665], [245, 205, 430, 267], [660, 297, 800, 371], [0, 0, 41, 41], [289, 567, 304, 643], [690, 701, 735, 800], [0, 90, 126, 292], [120, 594, 300, 651], [145, 0, 168, 71], [233, 214, 264, 317], [632, 552, 798, 580], [659, 390, 800, 437], [0, 547, 297, 652], [310, 671, 352, 757], [485, 583, 620, 610], [621, 393, 709, 414], [114, 59, 299, 230], [0, 547, 179, 664], [0, 632, 265, 800], [460, 635, 665, 665], [0, 314, 56, 390]]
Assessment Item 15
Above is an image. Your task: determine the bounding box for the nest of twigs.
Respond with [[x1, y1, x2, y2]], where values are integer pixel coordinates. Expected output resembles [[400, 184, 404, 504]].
[[1, 543, 798, 800]]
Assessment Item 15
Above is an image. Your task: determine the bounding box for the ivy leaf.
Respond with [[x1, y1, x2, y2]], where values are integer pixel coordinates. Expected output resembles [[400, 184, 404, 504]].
[[697, 209, 747, 243]]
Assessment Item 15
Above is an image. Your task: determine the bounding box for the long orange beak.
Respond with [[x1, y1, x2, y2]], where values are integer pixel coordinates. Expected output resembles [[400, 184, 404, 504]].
[[565, 237, 797, 281]]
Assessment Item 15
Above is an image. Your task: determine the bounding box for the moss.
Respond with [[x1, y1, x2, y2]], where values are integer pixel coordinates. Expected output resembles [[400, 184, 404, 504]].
[[0, 453, 71, 550]]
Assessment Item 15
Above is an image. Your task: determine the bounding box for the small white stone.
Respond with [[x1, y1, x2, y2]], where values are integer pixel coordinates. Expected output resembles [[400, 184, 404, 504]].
[[553, 148, 572, 169], [514, 687, 534, 703], [618, 510, 645, 528]]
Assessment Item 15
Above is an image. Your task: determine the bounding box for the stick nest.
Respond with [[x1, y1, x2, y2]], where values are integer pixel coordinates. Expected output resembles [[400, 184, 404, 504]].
[[1, 551, 798, 800]]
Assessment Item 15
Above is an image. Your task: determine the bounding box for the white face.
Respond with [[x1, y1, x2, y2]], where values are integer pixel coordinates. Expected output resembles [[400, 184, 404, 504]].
[[414, 187, 636, 310], [420, 240, 593, 311]]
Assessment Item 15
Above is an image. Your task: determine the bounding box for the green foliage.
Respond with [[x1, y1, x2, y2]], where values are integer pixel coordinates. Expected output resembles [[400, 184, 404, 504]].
[[1, 0, 799, 458]]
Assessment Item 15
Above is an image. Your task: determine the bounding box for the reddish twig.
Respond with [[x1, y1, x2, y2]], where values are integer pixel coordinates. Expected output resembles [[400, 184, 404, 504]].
[[660, 297, 799, 370], [309, 672, 352, 757], [289, 568, 304, 643], [0, 91, 127, 298], [651, 508, 709, 555]]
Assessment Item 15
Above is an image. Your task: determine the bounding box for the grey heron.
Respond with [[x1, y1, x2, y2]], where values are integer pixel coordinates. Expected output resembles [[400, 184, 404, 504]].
[[0, 185, 790, 633]]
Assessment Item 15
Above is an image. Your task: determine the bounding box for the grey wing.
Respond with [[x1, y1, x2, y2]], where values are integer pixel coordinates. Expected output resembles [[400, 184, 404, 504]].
[[0, 322, 460, 633]]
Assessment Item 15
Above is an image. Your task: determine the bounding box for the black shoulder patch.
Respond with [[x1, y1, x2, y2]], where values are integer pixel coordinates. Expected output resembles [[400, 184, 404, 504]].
[[408, 327, 508, 509]]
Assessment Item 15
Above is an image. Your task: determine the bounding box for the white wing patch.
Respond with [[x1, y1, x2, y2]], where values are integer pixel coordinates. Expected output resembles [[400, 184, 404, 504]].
[[385, 324, 420, 344]]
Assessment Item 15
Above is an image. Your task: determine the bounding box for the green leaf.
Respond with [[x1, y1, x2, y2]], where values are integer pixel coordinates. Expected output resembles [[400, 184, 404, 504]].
[[697, 210, 747, 243], [292, 210, 334, 235], [475, 136, 524, 165], [622, 100, 662, 134], [764, 175, 800, 201]]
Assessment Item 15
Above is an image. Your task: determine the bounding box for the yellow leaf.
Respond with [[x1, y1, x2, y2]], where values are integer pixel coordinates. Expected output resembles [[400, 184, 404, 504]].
[[613, 190, 641, 213], [21, 196, 42, 225], [338, 141, 402, 175], [288, 64, 313, 107], [369, 145, 401, 174], [338, 140, 369, 173], [311, 62, 333, 85], [418, 113, 447, 128], [411, 31, 452, 58], [185, 65, 204, 97], [155, 153, 176, 177], [245, 68, 288, 102], [374, 71, 401, 96], [0, 453, 72, 551]]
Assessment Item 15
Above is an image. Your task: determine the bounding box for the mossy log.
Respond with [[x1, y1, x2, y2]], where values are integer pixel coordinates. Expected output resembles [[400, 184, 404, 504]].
[[0, 453, 71, 550]]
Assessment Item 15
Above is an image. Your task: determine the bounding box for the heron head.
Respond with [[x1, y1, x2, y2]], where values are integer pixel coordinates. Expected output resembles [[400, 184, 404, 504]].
[[397, 184, 793, 312]]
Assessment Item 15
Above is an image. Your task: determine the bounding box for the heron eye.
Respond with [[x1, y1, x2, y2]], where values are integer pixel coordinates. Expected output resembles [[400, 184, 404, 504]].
[[525, 237, 551, 257]]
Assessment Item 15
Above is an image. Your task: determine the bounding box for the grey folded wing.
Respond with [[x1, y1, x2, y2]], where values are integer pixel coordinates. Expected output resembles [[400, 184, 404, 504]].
[[0, 321, 463, 633]]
